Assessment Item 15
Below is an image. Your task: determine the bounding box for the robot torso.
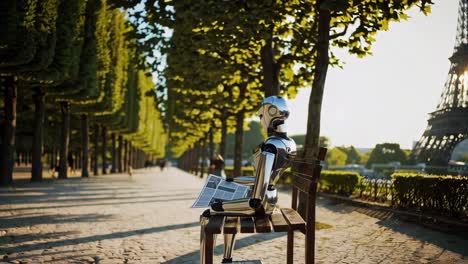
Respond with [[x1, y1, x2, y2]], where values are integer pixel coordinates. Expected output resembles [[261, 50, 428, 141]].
[[253, 135, 297, 186]]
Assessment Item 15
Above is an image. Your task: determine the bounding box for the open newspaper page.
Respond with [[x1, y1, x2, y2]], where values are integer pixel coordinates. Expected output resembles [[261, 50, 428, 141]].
[[192, 174, 250, 208]]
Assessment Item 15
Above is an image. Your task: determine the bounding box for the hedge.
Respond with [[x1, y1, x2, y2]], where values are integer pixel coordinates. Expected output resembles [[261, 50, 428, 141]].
[[318, 171, 362, 196], [224, 167, 300, 184], [224, 166, 255, 177], [392, 173, 468, 217]]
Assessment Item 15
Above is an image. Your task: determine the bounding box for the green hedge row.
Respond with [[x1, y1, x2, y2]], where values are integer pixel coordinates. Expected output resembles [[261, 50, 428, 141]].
[[318, 171, 362, 196], [224, 166, 255, 177], [224, 168, 362, 194], [218, 168, 468, 218], [392, 173, 468, 217]]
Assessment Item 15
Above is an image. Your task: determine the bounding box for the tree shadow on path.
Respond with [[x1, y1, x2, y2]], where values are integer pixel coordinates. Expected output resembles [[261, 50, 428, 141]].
[[319, 197, 468, 256], [0, 221, 200, 255], [163, 232, 287, 263], [0, 213, 114, 229]]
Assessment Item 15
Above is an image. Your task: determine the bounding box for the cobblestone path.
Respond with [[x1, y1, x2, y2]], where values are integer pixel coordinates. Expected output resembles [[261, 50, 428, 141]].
[[0, 168, 467, 263]]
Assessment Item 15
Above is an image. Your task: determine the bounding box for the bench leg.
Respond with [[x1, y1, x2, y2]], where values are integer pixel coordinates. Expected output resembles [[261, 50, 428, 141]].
[[287, 230, 294, 264], [203, 232, 214, 264], [200, 215, 214, 264]]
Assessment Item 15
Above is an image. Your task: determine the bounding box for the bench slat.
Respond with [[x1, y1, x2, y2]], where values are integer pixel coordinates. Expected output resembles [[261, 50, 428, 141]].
[[280, 208, 306, 232], [240, 217, 255, 233], [270, 210, 290, 232], [223, 217, 239, 234], [254, 215, 272, 233], [205, 215, 224, 234]]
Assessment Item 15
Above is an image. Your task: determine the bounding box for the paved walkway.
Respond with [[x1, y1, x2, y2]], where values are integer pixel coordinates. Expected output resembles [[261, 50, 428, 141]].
[[0, 168, 467, 264]]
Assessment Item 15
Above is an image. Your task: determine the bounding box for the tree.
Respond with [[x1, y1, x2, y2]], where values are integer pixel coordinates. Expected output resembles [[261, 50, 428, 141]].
[[0, 0, 167, 185], [341, 146, 362, 164], [290, 135, 330, 149], [458, 153, 468, 163], [366, 143, 408, 167], [226, 121, 264, 161], [302, 0, 433, 165], [325, 147, 347, 166]]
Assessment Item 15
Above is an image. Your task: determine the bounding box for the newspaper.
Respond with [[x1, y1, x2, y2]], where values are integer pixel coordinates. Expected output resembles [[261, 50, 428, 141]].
[[192, 174, 250, 208]]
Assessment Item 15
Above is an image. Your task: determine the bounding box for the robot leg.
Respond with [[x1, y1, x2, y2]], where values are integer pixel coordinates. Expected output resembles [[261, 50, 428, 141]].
[[222, 233, 236, 263]]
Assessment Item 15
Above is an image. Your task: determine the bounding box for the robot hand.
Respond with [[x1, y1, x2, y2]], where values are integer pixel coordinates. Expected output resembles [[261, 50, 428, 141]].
[[210, 151, 275, 216]]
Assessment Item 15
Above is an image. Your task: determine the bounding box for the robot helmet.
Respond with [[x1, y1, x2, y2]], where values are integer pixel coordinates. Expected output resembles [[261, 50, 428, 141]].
[[258, 96, 290, 134]]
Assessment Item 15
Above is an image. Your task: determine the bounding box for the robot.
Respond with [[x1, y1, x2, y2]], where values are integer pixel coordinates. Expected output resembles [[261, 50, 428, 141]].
[[200, 95, 297, 263]]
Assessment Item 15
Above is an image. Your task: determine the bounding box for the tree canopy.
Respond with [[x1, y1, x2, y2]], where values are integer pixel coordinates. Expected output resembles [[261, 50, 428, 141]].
[[366, 143, 408, 167]]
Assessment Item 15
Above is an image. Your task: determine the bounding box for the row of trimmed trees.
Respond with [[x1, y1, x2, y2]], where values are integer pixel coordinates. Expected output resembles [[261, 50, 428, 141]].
[[0, 0, 166, 185], [120, 0, 433, 178]]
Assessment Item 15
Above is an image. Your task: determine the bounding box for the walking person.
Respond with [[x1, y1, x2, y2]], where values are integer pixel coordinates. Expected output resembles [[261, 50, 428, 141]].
[[67, 152, 75, 176], [209, 153, 225, 177]]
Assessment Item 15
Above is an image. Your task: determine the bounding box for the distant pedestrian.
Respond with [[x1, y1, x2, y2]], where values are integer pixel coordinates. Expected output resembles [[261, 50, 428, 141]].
[[67, 152, 75, 176], [210, 153, 225, 177], [159, 159, 166, 171]]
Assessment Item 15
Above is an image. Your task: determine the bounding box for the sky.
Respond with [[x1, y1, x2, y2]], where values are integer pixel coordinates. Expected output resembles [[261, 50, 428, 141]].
[[286, 0, 459, 149]]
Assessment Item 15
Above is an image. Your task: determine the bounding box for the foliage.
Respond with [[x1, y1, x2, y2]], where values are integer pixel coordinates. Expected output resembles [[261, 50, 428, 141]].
[[226, 121, 264, 160], [366, 143, 408, 167], [224, 166, 255, 178], [341, 146, 363, 164], [318, 170, 362, 196], [290, 135, 330, 149], [392, 173, 468, 217], [458, 153, 468, 163], [1, 0, 167, 161], [325, 147, 347, 166], [111, 0, 434, 163]]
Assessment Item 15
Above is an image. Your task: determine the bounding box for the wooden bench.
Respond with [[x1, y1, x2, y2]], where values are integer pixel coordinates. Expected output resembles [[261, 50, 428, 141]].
[[200, 147, 327, 264]]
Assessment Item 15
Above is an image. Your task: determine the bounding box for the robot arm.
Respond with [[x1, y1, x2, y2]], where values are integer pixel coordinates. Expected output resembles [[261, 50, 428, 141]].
[[210, 151, 275, 215], [229, 176, 256, 185]]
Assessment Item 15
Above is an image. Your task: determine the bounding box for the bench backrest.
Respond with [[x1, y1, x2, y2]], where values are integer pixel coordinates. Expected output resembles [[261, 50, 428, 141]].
[[289, 147, 327, 264], [290, 147, 327, 212]]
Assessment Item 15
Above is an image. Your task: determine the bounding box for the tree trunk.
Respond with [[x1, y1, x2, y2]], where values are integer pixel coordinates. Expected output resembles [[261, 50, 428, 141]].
[[298, 4, 330, 262], [58, 102, 70, 179], [128, 142, 132, 170], [200, 141, 207, 178], [304, 6, 330, 160], [81, 114, 89, 177], [233, 111, 244, 178], [123, 140, 128, 172], [76, 151, 81, 170], [101, 126, 107, 174], [118, 135, 123, 173], [51, 148, 57, 170], [220, 111, 228, 158], [93, 124, 99, 176], [194, 143, 201, 176], [111, 133, 116, 173], [74, 151, 79, 171], [209, 128, 214, 159], [0, 76, 17, 185], [261, 34, 280, 97], [31, 87, 45, 182]]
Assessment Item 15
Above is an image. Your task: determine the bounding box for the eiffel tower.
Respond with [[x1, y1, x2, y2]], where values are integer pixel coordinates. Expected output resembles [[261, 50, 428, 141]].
[[412, 0, 468, 166]]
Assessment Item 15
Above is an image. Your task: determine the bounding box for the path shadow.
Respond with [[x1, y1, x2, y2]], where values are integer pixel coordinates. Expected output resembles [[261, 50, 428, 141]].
[[163, 232, 286, 263], [0, 221, 199, 255], [3, 249, 78, 262], [0, 231, 76, 245], [0, 192, 198, 205], [319, 196, 468, 256], [0, 213, 113, 229], [0, 196, 196, 212]]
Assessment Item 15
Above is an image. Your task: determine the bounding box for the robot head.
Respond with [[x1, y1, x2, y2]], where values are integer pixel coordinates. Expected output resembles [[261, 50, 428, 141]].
[[258, 96, 290, 135]]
